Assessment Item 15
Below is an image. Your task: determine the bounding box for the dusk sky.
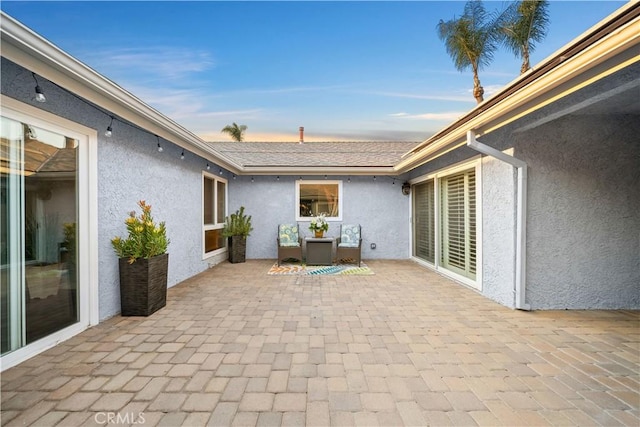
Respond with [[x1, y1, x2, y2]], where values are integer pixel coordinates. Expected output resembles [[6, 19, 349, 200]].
[[1, 1, 626, 142]]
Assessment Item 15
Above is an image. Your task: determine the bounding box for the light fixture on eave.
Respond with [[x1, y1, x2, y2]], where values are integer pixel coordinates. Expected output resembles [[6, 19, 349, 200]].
[[32, 72, 46, 103], [156, 135, 163, 152], [180, 150, 185, 160], [105, 116, 114, 137]]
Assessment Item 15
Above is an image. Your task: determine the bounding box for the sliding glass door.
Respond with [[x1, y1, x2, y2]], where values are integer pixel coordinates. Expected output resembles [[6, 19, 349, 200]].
[[411, 165, 478, 287], [1, 116, 78, 355]]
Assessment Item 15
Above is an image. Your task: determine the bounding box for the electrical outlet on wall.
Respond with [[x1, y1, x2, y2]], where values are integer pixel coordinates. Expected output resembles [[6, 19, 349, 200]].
[[370, 243, 376, 249]]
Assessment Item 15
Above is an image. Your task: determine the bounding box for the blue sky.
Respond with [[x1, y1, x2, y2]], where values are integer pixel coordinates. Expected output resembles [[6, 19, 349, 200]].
[[1, 1, 626, 142]]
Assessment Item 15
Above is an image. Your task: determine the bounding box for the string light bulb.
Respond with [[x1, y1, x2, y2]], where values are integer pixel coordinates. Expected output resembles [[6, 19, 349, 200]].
[[105, 116, 114, 137], [180, 150, 185, 160], [219, 169, 223, 175], [206, 162, 210, 170], [156, 136, 163, 152], [32, 72, 46, 103]]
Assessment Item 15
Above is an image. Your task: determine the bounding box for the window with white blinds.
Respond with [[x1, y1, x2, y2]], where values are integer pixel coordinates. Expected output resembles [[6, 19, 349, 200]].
[[412, 180, 435, 263], [440, 169, 476, 279]]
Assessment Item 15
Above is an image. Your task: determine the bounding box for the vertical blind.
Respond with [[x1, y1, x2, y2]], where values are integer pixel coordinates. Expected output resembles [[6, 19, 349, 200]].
[[440, 169, 476, 279], [413, 180, 435, 263]]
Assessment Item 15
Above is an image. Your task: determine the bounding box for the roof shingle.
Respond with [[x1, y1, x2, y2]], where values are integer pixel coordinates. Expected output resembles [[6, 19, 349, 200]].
[[208, 141, 420, 168]]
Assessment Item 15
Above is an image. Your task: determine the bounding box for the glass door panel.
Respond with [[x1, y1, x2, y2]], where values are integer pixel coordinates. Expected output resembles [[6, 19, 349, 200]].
[[1, 117, 79, 355]]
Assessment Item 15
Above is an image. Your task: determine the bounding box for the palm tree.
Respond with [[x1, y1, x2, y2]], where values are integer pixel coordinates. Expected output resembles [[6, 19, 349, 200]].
[[221, 122, 247, 142], [437, 0, 498, 104], [498, 0, 550, 74]]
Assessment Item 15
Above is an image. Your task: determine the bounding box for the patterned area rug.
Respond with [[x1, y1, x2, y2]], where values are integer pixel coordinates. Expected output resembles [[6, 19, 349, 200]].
[[268, 262, 374, 276]]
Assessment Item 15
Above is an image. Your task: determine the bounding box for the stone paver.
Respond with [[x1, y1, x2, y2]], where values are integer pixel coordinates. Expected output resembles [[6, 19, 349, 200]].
[[1, 259, 639, 426]]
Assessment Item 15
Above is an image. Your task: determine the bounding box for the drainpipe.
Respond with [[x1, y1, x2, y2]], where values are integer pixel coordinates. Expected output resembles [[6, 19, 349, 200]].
[[466, 131, 530, 310]]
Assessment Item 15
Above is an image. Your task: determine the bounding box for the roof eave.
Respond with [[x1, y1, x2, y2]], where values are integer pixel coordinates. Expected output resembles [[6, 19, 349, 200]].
[[396, 2, 640, 173]]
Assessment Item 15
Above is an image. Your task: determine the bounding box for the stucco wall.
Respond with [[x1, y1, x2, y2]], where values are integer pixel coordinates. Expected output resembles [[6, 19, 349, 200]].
[[480, 153, 517, 308], [1, 59, 226, 320], [514, 114, 640, 309], [228, 175, 411, 261], [98, 128, 218, 319]]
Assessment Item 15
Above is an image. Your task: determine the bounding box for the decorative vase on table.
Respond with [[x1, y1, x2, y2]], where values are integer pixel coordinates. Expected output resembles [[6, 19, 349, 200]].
[[309, 213, 329, 239], [111, 200, 170, 317]]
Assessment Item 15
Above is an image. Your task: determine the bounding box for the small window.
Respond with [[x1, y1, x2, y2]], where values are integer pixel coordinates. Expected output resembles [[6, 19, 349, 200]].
[[296, 180, 342, 221], [203, 173, 227, 257]]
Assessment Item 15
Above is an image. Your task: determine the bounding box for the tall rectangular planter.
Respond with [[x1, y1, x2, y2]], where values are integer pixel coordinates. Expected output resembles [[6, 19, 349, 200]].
[[228, 236, 247, 263], [119, 253, 168, 316]]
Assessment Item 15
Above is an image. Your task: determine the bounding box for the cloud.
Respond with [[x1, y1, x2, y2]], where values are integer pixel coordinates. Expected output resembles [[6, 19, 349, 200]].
[[365, 90, 474, 103], [223, 84, 349, 96], [201, 129, 430, 143], [82, 46, 215, 82], [390, 111, 467, 122]]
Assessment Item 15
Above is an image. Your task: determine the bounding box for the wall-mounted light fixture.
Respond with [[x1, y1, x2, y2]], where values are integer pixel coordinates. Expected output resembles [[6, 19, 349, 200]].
[[156, 136, 163, 152], [402, 181, 411, 196], [32, 73, 46, 103]]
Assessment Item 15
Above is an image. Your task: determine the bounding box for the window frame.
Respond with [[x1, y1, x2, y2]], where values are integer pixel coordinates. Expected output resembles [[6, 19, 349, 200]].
[[295, 180, 343, 222], [202, 171, 228, 259]]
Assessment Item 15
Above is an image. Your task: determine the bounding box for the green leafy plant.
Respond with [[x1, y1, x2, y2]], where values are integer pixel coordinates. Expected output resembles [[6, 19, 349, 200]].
[[111, 200, 169, 264], [308, 213, 329, 233], [222, 206, 253, 237]]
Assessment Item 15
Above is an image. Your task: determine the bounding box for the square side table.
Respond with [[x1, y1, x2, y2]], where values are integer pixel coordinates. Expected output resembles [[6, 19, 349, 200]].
[[305, 237, 334, 266]]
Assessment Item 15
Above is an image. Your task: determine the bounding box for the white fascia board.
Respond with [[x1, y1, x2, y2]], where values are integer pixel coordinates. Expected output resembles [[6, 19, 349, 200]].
[[396, 7, 640, 173], [241, 166, 398, 176], [0, 12, 241, 174]]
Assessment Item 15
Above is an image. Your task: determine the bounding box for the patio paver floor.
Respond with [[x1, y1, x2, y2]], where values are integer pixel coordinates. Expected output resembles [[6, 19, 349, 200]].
[[1, 259, 638, 426]]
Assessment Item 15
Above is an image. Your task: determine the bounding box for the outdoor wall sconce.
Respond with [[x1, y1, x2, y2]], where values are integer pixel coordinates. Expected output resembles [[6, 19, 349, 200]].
[[402, 181, 411, 195]]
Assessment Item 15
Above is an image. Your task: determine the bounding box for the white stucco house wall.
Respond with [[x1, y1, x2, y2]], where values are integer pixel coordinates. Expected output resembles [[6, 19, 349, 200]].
[[1, 2, 638, 369]]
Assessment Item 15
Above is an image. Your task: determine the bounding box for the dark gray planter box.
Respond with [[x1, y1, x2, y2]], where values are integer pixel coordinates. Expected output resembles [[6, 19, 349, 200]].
[[118, 253, 168, 316], [228, 236, 247, 263]]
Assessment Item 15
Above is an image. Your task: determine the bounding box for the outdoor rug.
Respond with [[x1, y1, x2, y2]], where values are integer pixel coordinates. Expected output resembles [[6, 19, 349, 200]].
[[267, 262, 374, 276]]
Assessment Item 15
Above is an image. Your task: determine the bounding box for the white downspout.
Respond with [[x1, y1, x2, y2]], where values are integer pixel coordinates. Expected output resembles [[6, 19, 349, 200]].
[[467, 131, 531, 310]]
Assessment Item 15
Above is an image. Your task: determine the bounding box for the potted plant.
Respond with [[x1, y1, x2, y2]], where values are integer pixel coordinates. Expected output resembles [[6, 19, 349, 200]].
[[222, 206, 253, 263], [309, 213, 329, 238], [111, 200, 170, 316]]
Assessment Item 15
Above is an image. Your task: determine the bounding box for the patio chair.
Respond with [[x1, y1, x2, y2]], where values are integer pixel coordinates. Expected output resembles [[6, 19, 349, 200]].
[[277, 223, 303, 266], [336, 224, 362, 266]]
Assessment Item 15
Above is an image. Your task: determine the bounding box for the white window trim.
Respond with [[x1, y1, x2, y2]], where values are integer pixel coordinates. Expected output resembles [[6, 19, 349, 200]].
[[202, 171, 228, 259], [409, 158, 482, 291], [295, 180, 343, 222], [1, 95, 99, 371]]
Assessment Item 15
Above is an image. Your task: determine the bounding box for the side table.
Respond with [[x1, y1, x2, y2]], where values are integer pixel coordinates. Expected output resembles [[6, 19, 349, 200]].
[[305, 237, 334, 266]]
